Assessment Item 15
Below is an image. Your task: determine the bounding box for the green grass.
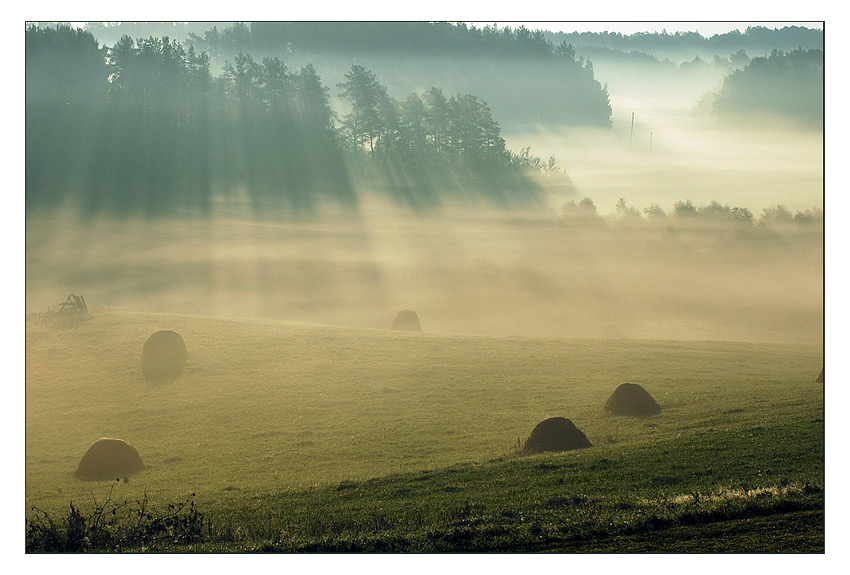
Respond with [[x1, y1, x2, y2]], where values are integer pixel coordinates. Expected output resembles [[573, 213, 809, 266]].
[[25, 310, 824, 552]]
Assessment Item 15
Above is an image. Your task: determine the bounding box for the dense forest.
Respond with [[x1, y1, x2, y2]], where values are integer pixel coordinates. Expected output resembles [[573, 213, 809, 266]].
[[179, 22, 615, 129], [69, 22, 823, 62], [710, 48, 823, 125], [191, 22, 559, 58], [39, 22, 825, 129], [51, 22, 614, 129], [26, 24, 566, 216], [26, 22, 824, 216], [545, 26, 823, 60]]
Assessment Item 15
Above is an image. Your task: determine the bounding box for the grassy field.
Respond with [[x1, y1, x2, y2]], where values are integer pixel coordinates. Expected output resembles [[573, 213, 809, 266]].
[[25, 310, 824, 552]]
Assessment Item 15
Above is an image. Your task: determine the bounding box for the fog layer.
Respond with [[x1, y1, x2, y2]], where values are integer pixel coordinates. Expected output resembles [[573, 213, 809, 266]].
[[26, 192, 822, 344], [504, 50, 823, 216], [25, 24, 823, 344]]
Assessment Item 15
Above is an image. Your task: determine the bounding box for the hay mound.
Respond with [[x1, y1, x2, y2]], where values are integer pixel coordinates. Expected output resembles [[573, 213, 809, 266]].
[[816, 367, 824, 383], [74, 438, 145, 481], [604, 382, 661, 416], [599, 324, 626, 338], [522, 417, 592, 454], [142, 330, 188, 382], [391, 310, 423, 331]]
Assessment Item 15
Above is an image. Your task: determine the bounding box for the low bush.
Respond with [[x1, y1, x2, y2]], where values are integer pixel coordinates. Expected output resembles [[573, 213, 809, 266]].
[[26, 485, 208, 552]]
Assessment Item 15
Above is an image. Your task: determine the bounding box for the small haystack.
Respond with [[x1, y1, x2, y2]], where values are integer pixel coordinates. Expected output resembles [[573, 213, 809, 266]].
[[142, 330, 188, 382], [604, 382, 661, 417], [599, 324, 626, 338], [816, 367, 824, 383], [74, 438, 145, 481], [522, 417, 592, 455], [391, 310, 423, 332]]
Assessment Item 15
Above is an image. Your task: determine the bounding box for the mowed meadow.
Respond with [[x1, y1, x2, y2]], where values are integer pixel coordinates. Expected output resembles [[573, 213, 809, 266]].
[[23, 110, 824, 553], [23, 22, 825, 552], [25, 308, 823, 550]]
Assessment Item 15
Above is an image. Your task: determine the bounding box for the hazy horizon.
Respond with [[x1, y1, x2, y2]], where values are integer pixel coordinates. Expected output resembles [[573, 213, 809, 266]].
[[24, 21, 823, 343], [474, 21, 823, 36], [22, 19, 828, 555]]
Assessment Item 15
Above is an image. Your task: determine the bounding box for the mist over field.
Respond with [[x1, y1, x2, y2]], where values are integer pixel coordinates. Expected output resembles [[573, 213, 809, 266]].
[[24, 22, 825, 552], [26, 192, 822, 343], [25, 22, 823, 342], [505, 106, 823, 218]]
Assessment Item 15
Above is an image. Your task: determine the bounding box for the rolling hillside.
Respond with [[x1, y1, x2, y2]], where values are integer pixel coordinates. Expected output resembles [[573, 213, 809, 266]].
[[25, 310, 824, 551]]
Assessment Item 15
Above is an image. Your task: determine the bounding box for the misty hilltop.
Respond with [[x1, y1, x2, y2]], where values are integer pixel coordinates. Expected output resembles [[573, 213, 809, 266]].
[[42, 22, 618, 129], [27, 24, 579, 216], [544, 25, 822, 62], [63, 22, 824, 125], [25, 22, 824, 553], [26, 21, 824, 218]]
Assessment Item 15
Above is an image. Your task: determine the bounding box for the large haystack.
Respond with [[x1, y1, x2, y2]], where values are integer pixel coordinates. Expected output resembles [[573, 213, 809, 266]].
[[816, 367, 824, 383], [391, 310, 423, 332], [74, 438, 145, 481], [604, 382, 661, 417], [522, 417, 592, 455], [142, 330, 188, 382]]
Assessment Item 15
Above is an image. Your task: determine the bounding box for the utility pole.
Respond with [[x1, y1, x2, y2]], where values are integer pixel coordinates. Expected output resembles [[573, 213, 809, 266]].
[[650, 131, 653, 152], [630, 112, 635, 148]]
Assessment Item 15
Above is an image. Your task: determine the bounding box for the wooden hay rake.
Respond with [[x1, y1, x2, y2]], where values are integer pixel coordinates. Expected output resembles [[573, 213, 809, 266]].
[[59, 293, 88, 314]]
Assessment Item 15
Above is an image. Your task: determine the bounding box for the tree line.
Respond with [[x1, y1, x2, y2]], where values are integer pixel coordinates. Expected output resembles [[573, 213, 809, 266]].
[[180, 22, 613, 128], [546, 26, 823, 56], [70, 21, 822, 61], [559, 196, 823, 250], [26, 25, 556, 215], [711, 48, 823, 126], [178, 21, 560, 60]]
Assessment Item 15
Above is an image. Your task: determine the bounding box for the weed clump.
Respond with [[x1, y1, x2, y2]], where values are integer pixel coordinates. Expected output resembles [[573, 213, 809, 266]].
[[74, 438, 145, 482], [391, 310, 423, 332], [26, 488, 206, 552], [142, 330, 188, 382], [603, 382, 661, 417], [522, 417, 592, 455]]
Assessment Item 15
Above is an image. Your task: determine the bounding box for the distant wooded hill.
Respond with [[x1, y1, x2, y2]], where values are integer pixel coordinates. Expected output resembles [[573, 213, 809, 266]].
[[711, 48, 823, 126], [25, 24, 565, 216], [64, 21, 614, 129], [544, 26, 823, 60], [49, 22, 824, 129], [66, 22, 823, 128]]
